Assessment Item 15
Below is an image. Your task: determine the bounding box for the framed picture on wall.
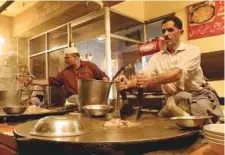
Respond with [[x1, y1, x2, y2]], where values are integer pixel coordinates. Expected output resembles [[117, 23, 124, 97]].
[[187, 1, 224, 40]]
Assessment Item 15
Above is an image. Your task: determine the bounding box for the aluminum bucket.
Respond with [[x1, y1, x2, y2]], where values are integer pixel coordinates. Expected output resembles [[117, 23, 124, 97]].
[[78, 79, 111, 110], [0, 90, 21, 106]]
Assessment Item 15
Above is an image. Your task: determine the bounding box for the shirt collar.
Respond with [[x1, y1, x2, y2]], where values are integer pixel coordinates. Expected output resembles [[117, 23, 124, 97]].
[[80, 60, 85, 67], [162, 42, 185, 54], [177, 42, 185, 51]]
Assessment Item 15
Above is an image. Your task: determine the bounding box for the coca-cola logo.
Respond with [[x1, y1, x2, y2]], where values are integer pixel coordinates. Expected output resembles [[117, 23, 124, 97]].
[[139, 40, 160, 56], [140, 42, 158, 52]]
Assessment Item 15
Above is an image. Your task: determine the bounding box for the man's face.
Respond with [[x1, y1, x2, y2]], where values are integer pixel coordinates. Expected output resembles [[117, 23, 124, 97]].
[[161, 21, 183, 48], [64, 53, 78, 66]]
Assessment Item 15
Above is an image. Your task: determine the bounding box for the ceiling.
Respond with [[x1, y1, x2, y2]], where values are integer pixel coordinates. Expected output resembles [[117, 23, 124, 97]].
[[0, 1, 122, 37], [1, 1, 38, 17], [0, 1, 122, 17]]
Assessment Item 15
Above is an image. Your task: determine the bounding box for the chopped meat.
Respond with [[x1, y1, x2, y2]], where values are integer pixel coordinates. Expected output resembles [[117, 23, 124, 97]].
[[25, 105, 49, 114], [104, 118, 138, 128]]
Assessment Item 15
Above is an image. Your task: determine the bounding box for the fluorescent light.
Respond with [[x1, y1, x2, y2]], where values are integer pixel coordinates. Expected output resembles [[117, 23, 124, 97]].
[[0, 36, 5, 44], [97, 36, 105, 41]]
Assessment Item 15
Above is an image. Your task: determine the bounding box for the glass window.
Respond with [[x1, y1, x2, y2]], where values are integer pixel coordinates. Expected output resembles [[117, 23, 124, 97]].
[[48, 49, 66, 77], [48, 49, 66, 106], [76, 38, 106, 72], [48, 25, 67, 50], [71, 15, 105, 43], [146, 20, 163, 40], [30, 35, 46, 55], [30, 54, 46, 78], [111, 37, 140, 76], [110, 11, 144, 42]]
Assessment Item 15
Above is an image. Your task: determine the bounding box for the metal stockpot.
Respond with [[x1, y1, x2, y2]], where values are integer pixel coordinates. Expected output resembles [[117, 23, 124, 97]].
[[0, 90, 22, 106], [78, 79, 111, 110], [0, 90, 30, 114], [0, 89, 33, 106]]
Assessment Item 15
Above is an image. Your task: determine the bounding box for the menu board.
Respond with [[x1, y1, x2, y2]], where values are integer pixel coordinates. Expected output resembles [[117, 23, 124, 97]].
[[187, 1, 224, 40]]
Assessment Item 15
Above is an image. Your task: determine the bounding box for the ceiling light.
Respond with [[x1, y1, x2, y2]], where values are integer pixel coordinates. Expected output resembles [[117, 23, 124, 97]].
[[0, 36, 5, 44], [97, 36, 105, 41]]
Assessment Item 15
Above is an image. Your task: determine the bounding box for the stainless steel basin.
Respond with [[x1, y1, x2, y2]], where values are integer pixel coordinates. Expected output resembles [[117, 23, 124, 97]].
[[29, 116, 86, 137], [170, 116, 211, 128], [83, 104, 112, 117], [2, 106, 27, 114]]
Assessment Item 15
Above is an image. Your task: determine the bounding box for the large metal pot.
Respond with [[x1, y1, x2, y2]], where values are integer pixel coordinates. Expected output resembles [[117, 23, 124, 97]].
[[78, 79, 111, 110], [0, 90, 29, 114], [0, 90, 21, 106]]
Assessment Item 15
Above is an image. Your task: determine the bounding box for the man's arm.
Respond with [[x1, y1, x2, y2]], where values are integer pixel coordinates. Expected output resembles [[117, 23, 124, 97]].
[[31, 79, 49, 86], [89, 62, 109, 81], [138, 45, 201, 88], [137, 68, 182, 87], [18, 76, 49, 87], [102, 76, 109, 82], [20, 71, 64, 87], [148, 68, 182, 86]]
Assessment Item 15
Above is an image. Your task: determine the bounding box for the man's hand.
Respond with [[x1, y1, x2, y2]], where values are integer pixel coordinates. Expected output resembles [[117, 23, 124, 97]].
[[115, 75, 136, 91], [102, 77, 109, 82], [136, 72, 155, 87], [17, 75, 33, 86]]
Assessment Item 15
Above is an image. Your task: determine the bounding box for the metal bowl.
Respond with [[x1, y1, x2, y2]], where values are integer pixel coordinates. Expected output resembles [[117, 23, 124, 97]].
[[2, 106, 27, 115], [83, 105, 112, 117], [29, 116, 86, 137], [170, 116, 211, 128]]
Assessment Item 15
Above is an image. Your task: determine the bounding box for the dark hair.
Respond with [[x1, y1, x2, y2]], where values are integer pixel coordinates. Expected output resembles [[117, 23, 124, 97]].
[[162, 16, 183, 29]]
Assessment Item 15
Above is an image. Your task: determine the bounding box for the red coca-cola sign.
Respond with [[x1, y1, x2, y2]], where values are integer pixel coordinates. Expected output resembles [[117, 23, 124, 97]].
[[139, 37, 163, 56]]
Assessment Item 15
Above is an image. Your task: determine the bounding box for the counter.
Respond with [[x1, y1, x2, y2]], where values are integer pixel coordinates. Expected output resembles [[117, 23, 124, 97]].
[[0, 113, 221, 155], [13, 113, 219, 155], [0, 124, 16, 155]]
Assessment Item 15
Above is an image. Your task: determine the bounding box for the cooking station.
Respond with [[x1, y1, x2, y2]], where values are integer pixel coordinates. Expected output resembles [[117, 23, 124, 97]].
[[0, 111, 207, 155], [0, 1, 224, 155], [0, 84, 219, 155]]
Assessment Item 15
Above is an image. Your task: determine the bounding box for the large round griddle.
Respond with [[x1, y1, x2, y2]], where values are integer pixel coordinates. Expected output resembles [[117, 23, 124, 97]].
[[14, 113, 199, 144], [0, 107, 75, 122]]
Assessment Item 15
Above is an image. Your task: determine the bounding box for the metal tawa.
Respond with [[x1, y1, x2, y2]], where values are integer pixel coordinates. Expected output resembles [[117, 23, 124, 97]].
[[14, 113, 199, 144]]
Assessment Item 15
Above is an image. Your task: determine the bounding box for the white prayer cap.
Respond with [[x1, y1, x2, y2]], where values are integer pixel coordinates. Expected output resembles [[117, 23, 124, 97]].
[[65, 47, 79, 54]]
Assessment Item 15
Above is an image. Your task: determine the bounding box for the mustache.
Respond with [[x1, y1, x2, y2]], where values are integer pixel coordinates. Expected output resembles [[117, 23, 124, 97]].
[[164, 36, 170, 40]]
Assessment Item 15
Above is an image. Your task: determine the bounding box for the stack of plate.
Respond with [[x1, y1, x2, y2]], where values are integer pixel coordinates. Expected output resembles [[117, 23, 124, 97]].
[[203, 124, 224, 154]]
